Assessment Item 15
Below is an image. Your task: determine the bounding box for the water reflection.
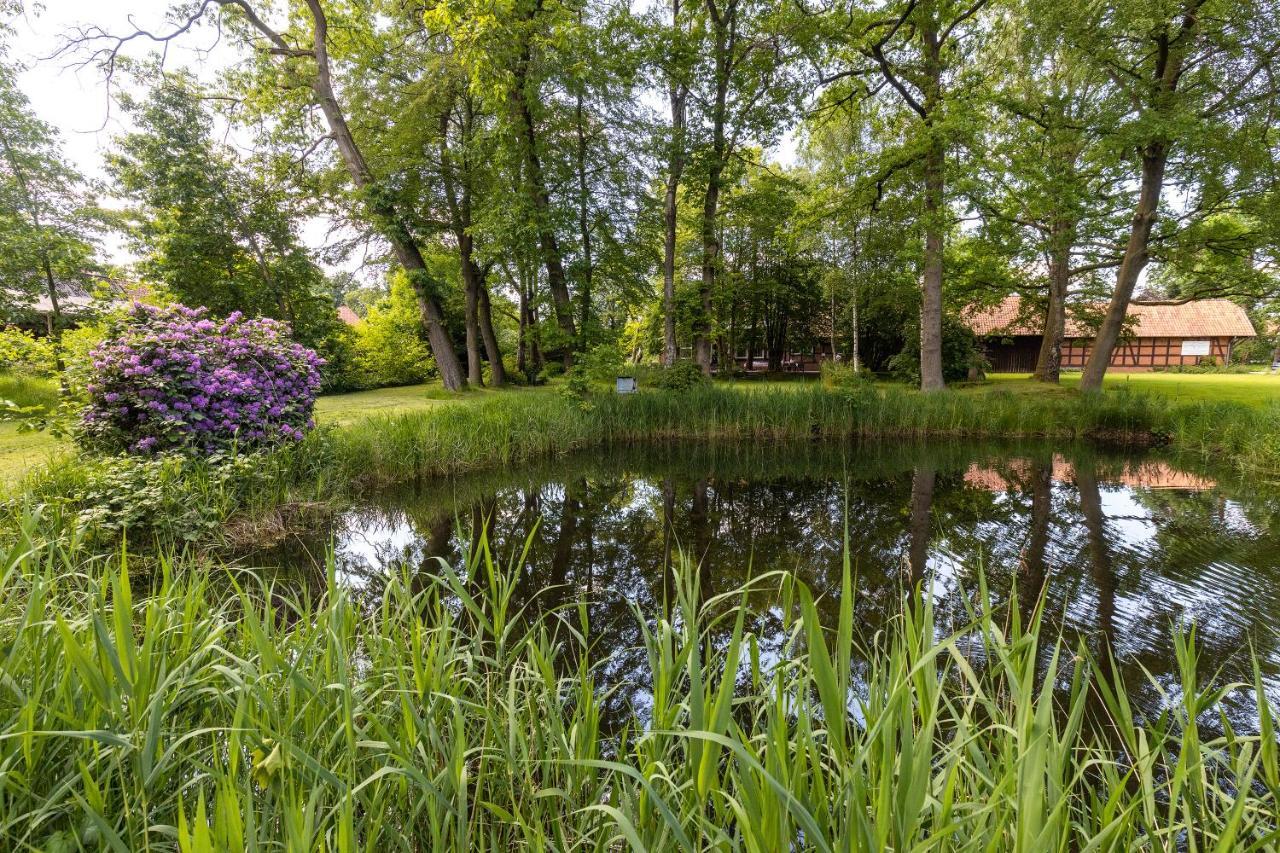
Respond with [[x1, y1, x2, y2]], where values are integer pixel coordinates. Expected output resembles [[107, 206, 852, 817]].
[[248, 442, 1280, 729]]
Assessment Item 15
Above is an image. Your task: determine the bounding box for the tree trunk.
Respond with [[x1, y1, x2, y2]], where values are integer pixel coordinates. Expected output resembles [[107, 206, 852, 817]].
[[1034, 220, 1072, 383], [462, 260, 484, 386], [1080, 146, 1167, 390], [662, 0, 687, 367], [695, 0, 730, 376], [510, 26, 576, 365], [916, 12, 946, 392], [440, 98, 504, 387], [300, 0, 465, 389], [1020, 454, 1052, 618], [476, 271, 505, 386], [574, 90, 594, 350], [907, 464, 936, 588]]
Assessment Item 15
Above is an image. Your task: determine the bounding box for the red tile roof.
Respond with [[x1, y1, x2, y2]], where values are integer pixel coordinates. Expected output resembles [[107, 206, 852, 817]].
[[337, 305, 362, 327], [963, 296, 1255, 339]]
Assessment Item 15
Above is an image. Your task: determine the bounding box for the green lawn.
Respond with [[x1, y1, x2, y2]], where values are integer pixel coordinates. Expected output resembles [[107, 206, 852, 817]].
[[987, 371, 1280, 406]]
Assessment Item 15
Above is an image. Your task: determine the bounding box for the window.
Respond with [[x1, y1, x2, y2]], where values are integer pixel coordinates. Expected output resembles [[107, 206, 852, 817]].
[[1180, 340, 1211, 356]]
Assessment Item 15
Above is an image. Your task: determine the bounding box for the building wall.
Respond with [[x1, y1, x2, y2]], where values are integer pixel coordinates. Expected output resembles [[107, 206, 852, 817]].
[[982, 337, 1042, 372], [984, 335, 1236, 372], [1061, 336, 1233, 369]]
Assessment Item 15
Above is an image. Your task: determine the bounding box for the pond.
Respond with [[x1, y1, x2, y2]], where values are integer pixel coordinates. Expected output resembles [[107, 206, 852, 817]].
[[248, 441, 1280, 730]]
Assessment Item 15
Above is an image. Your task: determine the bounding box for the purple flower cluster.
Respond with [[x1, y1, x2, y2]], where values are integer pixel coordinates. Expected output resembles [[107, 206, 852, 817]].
[[79, 303, 325, 455]]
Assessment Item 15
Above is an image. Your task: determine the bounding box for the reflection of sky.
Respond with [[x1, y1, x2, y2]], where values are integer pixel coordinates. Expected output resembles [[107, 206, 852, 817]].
[[257, 450, 1280, 730]]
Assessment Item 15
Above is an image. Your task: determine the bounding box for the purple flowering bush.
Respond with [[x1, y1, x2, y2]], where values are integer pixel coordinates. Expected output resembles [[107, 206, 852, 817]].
[[79, 304, 324, 455]]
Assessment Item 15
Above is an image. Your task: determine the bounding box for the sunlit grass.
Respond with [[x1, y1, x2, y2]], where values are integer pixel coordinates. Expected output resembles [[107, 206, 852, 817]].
[[987, 370, 1280, 406], [1, 513, 1276, 849]]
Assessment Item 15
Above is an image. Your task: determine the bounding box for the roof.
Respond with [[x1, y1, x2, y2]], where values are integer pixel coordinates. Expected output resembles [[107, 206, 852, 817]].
[[4, 275, 139, 317], [964, 295, 1255, 339], [336, 305, 362, 327]]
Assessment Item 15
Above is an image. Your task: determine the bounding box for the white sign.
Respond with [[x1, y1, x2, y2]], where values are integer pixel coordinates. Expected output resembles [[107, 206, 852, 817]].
[[1180, 340, 1211, 356]]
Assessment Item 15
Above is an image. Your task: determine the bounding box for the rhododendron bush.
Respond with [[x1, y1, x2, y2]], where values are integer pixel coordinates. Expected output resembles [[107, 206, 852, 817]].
[[80, 304, 324, 454]]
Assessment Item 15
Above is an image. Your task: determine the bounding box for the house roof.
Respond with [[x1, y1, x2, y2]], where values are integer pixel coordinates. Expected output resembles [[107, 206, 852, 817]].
[[337, 305, 362, 327], [963, 295, 1256, 339]]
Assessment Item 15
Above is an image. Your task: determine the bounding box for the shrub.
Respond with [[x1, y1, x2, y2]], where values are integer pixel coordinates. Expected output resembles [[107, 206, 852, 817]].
[[559, 365, 594, 409], [352, 277, 434, 387], [889, 314, 984, 384], [580, 341, 626, 383], [820, 360, 872, 390], [0, 327, 56, 377], [650, 360, 710, 391], [78, 303, 323, 455]]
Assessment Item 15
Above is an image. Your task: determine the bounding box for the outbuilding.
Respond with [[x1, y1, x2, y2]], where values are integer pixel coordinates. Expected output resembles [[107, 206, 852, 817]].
[[964, 296, 1256, 372]]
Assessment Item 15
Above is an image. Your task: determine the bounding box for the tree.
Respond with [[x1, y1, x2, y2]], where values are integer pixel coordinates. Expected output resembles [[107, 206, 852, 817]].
[[689, 0, 797, 373], [0, 56, 100, 373], [970, 6, 1129, 383], [1062, 0, 1280, 390], [108, 73, 337, 349], [821, 0, 991, 390], [69, 0, 469, 389]]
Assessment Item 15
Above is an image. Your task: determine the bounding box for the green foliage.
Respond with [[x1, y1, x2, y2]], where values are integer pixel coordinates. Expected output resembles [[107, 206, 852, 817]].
[[351, 275, 435, 387], [0, 327, 56, 376], [889, 313, 984, 384], [819, 360, 872, 389], [1, 518, 1279, 848], [579, 341, 626, 383], [649, 361, 710, 391], [67, 451, 274, 542], [559, 365, 594, 410], [108, 72, 341, 355]]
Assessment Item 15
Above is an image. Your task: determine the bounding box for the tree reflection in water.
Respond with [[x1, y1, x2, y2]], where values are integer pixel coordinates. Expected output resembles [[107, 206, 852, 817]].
[[248, 441, 1280, 732]]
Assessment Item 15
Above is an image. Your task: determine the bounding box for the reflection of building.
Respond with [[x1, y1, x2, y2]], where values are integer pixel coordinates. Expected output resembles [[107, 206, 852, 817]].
[[963, 457, 1216, 492], [965, 296, 1256, 372]]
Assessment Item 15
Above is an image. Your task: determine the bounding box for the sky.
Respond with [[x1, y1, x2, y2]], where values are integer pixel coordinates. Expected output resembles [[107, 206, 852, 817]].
[[8, 1, 245, 265]]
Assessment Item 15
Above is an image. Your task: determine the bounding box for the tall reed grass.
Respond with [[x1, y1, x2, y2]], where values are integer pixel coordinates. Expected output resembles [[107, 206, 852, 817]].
[[8, 382, 1279, 545], [1, 511, 1277, 849]]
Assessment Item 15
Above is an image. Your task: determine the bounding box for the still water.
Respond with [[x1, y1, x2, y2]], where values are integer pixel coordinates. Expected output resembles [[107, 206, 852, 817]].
[[250, 441, 1280, 728]]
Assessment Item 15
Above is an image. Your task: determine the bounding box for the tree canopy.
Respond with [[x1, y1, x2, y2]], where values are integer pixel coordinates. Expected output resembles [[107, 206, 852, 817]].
[[0, 0, 1275, 389]]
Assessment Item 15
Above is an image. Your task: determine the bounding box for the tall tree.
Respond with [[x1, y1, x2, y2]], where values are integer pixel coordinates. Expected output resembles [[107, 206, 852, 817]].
[[71, 0, 469, 388], [972, 8, 1128, 383], [1064, 0, 1280, 390], [658, 0, 691, 365], [0, 57, 99, 372], [689, 0, 795, 373], [109, 73, 336, 347], [822, 0, 990, 390]]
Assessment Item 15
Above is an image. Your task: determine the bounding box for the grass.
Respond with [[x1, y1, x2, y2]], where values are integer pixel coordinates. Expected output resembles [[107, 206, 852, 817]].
[[1, 515, 1277, 849], [0, 380, 539, 485], [7, 370, 1280, 486], [9, 379, 1280, 547], [988, 370, 1280, 407]]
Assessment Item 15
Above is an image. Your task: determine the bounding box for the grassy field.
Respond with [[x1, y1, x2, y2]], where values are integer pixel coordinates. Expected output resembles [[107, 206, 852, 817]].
[[988, 370, 1280, 406]]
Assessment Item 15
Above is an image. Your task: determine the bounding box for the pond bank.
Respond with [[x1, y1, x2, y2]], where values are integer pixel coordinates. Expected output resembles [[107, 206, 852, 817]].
[[6, 382, 1278, 548]]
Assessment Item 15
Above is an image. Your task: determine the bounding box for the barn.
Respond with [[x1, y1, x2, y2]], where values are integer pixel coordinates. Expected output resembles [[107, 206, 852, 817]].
[[965, 296, 1257, 372]]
